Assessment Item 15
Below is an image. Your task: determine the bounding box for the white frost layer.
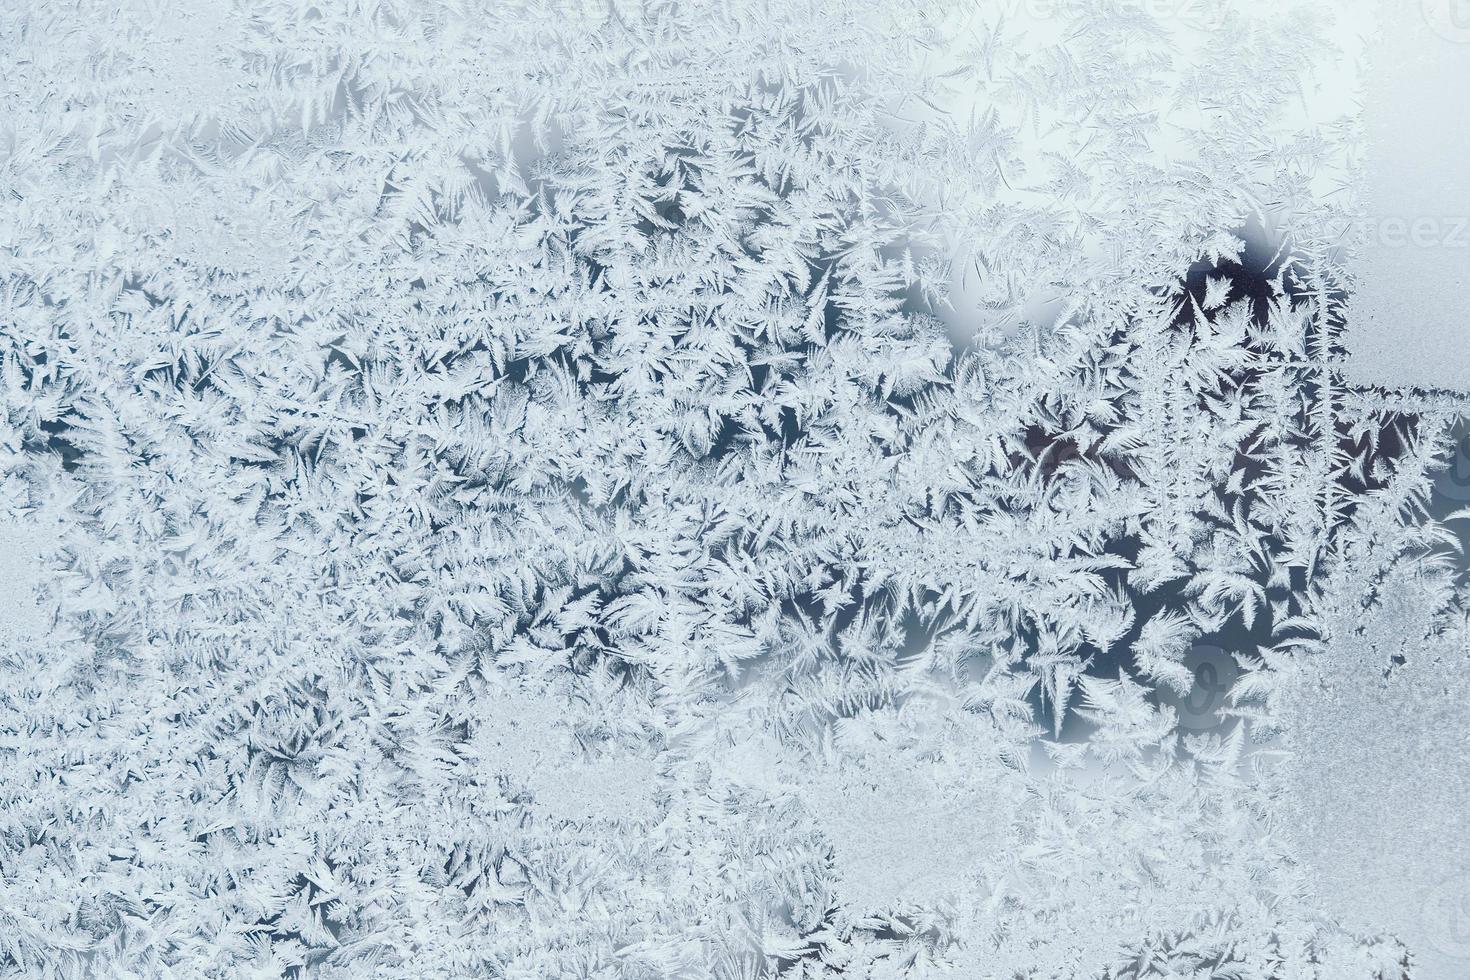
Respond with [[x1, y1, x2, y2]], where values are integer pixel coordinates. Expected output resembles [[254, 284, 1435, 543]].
[[0, 519, 47, 641]]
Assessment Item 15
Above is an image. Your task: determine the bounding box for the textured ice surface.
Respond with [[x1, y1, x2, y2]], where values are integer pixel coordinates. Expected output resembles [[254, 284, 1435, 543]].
[[0, 0, 1464, 977], [0, 520, 45, 641]]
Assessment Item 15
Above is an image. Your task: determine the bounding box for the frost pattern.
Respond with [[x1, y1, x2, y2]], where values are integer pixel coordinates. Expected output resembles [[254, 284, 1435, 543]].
[[0, 0, 1460, 977], [0, 520, 47, 642]]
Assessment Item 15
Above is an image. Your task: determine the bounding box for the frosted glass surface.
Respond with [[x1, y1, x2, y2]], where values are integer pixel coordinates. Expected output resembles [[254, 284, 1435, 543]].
[[0, 1, 1467, 978]]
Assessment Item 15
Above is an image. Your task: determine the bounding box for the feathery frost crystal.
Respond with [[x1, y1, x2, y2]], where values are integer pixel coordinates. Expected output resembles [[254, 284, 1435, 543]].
[[1, 0, 1466, 977]]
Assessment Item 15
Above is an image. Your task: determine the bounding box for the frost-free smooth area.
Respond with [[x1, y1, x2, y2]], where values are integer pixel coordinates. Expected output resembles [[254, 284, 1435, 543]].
[[1343, 0, 1470, 393]]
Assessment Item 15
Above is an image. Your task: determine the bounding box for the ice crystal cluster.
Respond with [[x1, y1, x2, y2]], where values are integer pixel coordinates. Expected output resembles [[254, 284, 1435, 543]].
[[1, 0, 1466, 978]]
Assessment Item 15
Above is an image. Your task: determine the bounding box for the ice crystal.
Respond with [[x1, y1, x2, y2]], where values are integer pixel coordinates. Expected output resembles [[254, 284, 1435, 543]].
[[0, 0, 1463, 977]]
